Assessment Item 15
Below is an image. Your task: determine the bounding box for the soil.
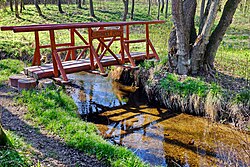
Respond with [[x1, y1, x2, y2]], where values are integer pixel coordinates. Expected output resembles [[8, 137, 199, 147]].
[[0, 85, 107, 167]]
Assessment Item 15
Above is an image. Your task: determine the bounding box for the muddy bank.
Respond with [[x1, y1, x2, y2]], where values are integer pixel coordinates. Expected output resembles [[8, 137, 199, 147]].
[[109, 66, 249, 130]]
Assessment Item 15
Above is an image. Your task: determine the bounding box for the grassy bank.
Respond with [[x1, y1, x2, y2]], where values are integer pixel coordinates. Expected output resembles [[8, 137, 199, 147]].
[[137, 67, 249, 129], [0, 59, 147, 166], [17, 87, 148, 167], [0, 59, 24, 86]]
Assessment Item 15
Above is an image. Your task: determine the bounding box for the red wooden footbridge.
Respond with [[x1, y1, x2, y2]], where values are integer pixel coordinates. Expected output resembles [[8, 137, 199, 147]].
[[1, 20, 164, 82]]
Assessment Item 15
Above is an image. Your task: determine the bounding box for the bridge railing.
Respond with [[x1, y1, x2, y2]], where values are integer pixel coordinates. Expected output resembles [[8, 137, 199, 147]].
[[1, 20, 165, 81]]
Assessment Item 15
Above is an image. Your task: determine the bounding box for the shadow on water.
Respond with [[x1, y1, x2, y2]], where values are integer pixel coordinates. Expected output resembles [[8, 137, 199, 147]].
[[68, 72, 250, 167]]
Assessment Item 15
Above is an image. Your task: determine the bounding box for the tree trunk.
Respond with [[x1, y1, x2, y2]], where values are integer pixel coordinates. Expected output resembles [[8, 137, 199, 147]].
[[199, 0, 206, 26], [205, 0, 242, 69], [191, 0, 219, 74], [157, 0, 160, 20], [20, 0, 23, 13], [34, 0, 43, 16], [82, 0, 85, 5], [58, 0, 64, 13], [168, 0, 241, 75], [89, 0, 95, 17], [10, 0, 13, 12], [161, 0, 164, 13], [14, 0, 19, 18], [165, 0, 168, 18], [168, 0, 196, 74], [77, 0, 81, 8], [122, 0, 128, 21], [130, 0, 135, 20], [148, 0, 151, 15]]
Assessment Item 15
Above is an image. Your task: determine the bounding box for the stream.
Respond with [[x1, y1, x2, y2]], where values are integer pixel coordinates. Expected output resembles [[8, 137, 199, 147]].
[[68, 72, 249, 167]]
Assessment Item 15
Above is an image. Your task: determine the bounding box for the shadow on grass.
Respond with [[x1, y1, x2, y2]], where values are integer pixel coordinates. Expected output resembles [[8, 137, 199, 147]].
[[0, 102, 105, 167], [204, 71, 249, 92]]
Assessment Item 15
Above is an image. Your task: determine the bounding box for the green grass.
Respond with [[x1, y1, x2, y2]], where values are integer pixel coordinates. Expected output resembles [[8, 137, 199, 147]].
[[0, 131, 32, 167], [160, 73, 222, 98], [17, 87, 148, 167], [0, 59, 24, 85]]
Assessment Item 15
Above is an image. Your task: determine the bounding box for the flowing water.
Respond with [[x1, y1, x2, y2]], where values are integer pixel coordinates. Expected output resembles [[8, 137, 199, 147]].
[[68, 72, 249, 166]]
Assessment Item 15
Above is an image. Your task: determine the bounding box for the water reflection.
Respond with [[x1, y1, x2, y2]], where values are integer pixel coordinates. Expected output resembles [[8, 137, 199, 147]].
[[68, 72, 129, 115], [68, 72, 250, 167]]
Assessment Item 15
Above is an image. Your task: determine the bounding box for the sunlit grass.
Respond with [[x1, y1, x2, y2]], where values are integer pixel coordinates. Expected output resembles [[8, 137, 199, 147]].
[[18, 87, 149, 167], [0, 59, 24, 85]]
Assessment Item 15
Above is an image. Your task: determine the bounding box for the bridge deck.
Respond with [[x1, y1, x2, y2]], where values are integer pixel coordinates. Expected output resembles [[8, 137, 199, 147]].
[[2, 21, 164, 82], [25, 52, 154, 80]]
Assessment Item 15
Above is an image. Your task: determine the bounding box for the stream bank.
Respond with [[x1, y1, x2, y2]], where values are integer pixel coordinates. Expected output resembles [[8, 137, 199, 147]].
[[67, 72, 249, 166], [109, 65, 249, 130]]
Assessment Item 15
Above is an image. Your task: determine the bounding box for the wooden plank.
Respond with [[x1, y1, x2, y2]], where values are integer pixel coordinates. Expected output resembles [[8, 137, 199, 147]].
[[32, 63, 91, 79], [25, 52, 155, 80], [9, 20, 165, 33], [124, 39, 146, 43], [91, 29, 123, 39], [56, 45, 90, 52]]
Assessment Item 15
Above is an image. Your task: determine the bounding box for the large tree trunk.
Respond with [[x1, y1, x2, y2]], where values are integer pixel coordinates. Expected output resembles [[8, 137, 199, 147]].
[[34, 0, 43, 16], [58, 0, 64, 13], [168, 0, 196, 74], [205, 0, 242, 69], [190, 0, 219, 74], [130, 0, 135, 20], [89, 0, 95, 17], [168, 0, 241, 75], [122, 0, 129, 21]]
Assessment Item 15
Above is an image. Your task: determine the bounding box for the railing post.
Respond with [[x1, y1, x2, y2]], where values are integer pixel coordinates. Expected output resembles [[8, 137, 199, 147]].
[[120, 26, 125, 64], [49, 30, 59, 77], [126, 25, 130, 53], [146, 23, 150, 59], [33, 31, 41, 66], [88, 28, 95, 70], [70, 28, 76, 60]]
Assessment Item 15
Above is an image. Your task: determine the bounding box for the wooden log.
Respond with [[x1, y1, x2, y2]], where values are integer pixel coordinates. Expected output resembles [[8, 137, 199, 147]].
[[18, 78, 37, 91], [9, 74, 27, 88]]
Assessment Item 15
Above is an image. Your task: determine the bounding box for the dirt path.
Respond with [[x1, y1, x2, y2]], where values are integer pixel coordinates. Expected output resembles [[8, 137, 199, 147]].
[[0, 86, 107, 167]]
